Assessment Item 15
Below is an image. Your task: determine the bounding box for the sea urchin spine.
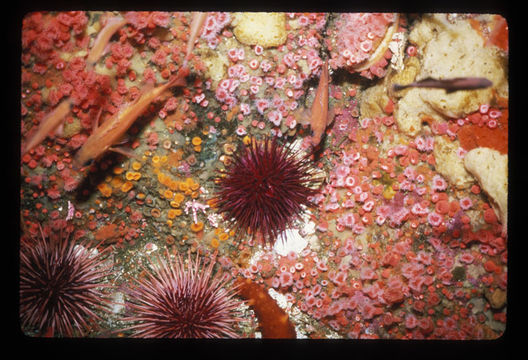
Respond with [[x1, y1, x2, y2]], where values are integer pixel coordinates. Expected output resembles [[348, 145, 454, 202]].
[[123, 250, 243, 338], [212, 137, 321, 246], [19, 224, 112, 337]]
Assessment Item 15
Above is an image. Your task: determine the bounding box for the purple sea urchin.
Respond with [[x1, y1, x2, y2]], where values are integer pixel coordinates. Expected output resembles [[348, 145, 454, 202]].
[[212, 137, 321, 246], [123, 250, 243, 338], [19, 223, 111, 337]]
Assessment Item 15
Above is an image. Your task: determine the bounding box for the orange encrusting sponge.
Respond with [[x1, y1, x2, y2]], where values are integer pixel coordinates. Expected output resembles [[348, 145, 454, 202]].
[[236, 278, 296, 339]]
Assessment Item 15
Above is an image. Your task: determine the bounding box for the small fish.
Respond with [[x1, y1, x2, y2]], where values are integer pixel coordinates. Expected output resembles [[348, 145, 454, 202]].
[[392, 77, 492, 94], [184, 12, 208, 65], [309, 61, 332, 147], [86, 15, 127, 68], [22, 98, 72, 155], [73, 66, 190, 169]]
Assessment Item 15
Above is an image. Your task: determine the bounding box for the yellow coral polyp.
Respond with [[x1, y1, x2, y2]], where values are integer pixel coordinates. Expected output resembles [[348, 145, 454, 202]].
[[219, 232, 229, 241], [173, 193, 185, 203], [157, 172, 167, 183], [110, 177, 123, 188], [178, 182, 189, 192], [183, 177, 200, 192], [132, 161, 142, 171], [97, 183, 112, 197], [194, 145, 202, 152], [168, 180, 179, 191], [156, 172, 175, 188], [211, 238, 220, 248], [121, 181, 133, 193], [167, 209, 182, 219], [126, 171, 141, 181], [163, 190, 174, 199], [190, 221, 204, 232], [192, 136, 202, 146], [152, 155, 161, 166], [169, 200, 181, 208], [113, 166, 125, 175]]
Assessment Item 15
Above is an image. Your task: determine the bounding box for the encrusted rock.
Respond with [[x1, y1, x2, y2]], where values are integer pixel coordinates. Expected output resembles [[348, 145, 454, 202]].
[[232, 12, 287, 48], [394, 14, 508, 136], [485, 288, 507, 309], [464, 147, 508, 229], [433, 135, 473, 189]]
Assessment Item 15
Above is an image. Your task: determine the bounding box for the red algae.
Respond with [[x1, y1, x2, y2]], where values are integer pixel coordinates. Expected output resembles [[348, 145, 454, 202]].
[[470, 15, 508, 52], [488, 15, 508, 52], [458, 121, 508, 155], [236, 278, 296, 338]]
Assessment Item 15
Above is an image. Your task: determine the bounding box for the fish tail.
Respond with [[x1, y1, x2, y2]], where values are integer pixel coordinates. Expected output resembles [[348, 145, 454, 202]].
[[392, 84, 408, 92], [167, 65, 190, 88]]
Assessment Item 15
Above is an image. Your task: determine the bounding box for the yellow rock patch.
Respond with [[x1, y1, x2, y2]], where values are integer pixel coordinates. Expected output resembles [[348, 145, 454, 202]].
[[433, 136, 473, 189], [464, 147, 508, 231], [199, 47, 229, 85], [232, 12, 287, 48]]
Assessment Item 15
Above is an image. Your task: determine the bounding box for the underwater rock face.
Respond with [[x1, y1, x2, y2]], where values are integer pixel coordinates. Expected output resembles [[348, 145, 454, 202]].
[[464, 147, 508, 232], [20, 11, 508, 340], [394, 14, 508, 136]]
